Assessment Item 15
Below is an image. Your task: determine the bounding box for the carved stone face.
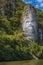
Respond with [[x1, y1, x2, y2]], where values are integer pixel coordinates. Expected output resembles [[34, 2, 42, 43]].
[[21, 5, 38, 41], [22, 20, 35, 37]]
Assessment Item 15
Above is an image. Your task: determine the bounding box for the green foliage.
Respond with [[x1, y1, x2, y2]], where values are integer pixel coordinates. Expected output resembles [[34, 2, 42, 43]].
[[0, 34, 33, 61], [28, 42, 43, 58], [0, 0, 43, 61], [36, 9, 43, 29], [0, 16, 14, 34]]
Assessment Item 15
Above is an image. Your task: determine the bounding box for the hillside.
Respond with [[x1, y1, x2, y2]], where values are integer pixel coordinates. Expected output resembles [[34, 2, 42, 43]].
[[36, 9, 43, 29], [0, 0, 43, 61]]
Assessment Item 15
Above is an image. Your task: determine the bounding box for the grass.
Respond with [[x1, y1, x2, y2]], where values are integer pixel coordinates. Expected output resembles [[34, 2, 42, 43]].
[[0, 60, 43, 65]]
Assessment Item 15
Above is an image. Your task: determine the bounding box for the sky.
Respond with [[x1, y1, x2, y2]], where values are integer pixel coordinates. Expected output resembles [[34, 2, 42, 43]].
[[22, 0, 43, 11]]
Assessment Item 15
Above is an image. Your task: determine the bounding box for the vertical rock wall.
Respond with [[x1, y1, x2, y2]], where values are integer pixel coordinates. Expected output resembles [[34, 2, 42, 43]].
[[21, 4, 38, 42], [39, 28, 43, 45]]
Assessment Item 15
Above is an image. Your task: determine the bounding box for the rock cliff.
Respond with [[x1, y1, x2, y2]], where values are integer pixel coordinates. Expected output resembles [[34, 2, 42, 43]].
[[21, 4, 38, 42]]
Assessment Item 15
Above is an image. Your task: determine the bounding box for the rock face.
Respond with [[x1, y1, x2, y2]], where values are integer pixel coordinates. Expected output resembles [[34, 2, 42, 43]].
[[39, 28, 43, 45], [21, 4, 38, 42], [0, 0, 15, 16]]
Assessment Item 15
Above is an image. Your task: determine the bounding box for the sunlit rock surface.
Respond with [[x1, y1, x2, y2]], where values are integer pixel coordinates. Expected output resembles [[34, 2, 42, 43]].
[[21, 4, 38, 41]]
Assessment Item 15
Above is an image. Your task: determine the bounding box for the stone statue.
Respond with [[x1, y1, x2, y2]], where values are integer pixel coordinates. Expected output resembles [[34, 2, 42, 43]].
[[21, 4, 38, 42]]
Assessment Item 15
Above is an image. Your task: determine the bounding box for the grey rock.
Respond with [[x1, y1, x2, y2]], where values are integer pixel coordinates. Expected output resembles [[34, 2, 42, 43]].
[[21, 4, 38, 42]]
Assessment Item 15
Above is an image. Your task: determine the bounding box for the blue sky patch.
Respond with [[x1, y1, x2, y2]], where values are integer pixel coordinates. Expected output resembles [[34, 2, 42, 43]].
[[22, 0, 43, 11]]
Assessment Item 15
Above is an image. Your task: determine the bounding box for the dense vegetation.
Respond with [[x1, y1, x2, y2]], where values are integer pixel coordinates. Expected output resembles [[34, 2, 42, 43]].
[[36, 9, 43, 29], [0, 0, 43, 61]]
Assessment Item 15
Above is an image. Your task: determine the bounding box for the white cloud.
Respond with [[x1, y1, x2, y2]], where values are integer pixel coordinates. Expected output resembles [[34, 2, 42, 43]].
[[37, 0, 43, 8], [22, 0, 32, 4], [35, 3, 43, 8], [37, 0, 43, 3], [25, 2, 29, 4], [40, 3, 43, 7], [35, 4, 39, 8]]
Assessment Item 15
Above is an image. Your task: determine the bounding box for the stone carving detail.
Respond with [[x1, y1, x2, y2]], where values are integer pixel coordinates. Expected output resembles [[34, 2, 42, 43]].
[[21, 4, 38, 41], [21, 4, 43, 44]]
